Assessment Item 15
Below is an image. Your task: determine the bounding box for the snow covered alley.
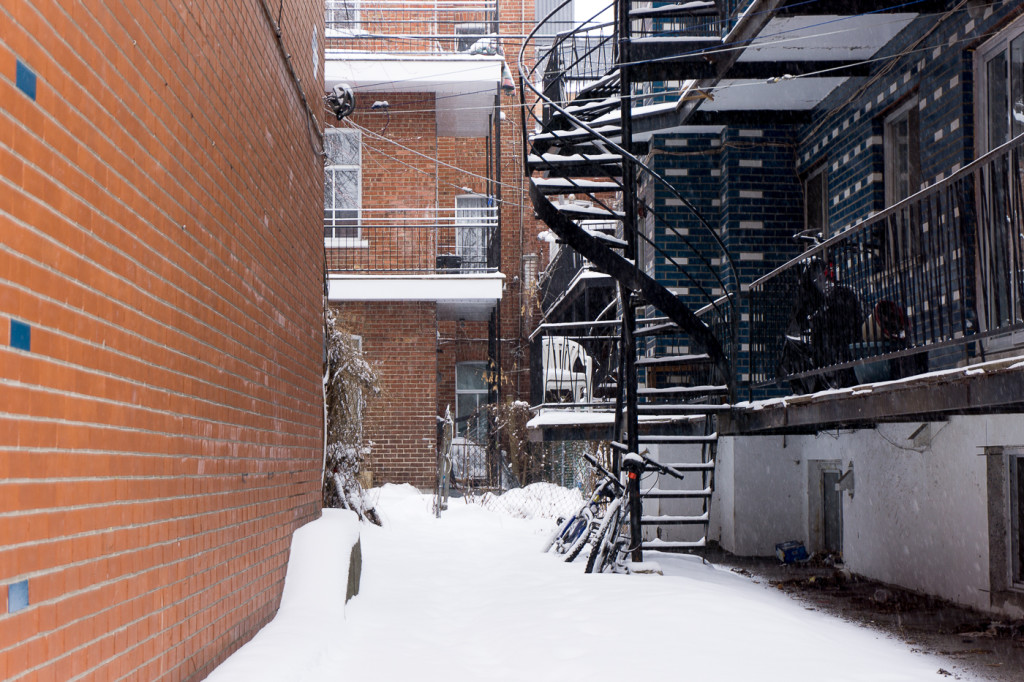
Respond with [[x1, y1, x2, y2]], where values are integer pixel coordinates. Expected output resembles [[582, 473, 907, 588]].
[[211, 485, 971, 682]]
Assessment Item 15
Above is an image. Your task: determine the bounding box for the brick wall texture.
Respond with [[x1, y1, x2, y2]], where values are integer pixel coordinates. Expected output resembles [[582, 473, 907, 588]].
[[1, 2, 326, 679], [322, 0, 544, 490], [333, 301, 438, 489]]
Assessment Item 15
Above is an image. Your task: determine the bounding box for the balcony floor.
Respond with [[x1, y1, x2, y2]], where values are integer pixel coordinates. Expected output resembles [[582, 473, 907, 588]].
[[328, 272, 503, 321], [724, 354, 1024, 436]]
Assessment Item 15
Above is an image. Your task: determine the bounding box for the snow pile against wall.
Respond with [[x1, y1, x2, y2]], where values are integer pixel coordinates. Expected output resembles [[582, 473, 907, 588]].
[[207, 510, 362, 681]]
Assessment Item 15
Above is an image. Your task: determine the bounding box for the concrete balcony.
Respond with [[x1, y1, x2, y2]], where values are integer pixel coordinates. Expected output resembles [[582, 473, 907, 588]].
[[326, 207, 503, 321]]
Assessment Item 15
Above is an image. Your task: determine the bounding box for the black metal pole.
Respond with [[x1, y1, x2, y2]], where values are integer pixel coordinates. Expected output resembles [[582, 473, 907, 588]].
[[617, 0, 643, 563]]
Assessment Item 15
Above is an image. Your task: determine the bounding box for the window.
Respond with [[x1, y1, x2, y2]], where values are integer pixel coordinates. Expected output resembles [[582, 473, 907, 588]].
[[324, 128, 360, 241], [455, 23, 490, 53], [803, 165, 828, 241], [326, 0, 359, 32], [455, 362, 489, 440], [1011, 454, 1024, 585], [987, 446, 1024, 598], [975, 19, 1024, 331], [977, 17, 1024, 154], [884, 97, 920, 205], [455, 194, 491, 271]]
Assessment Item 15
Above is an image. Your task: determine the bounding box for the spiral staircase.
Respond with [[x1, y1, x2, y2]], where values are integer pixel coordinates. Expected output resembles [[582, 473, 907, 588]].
[[518, 0, 757, 558]]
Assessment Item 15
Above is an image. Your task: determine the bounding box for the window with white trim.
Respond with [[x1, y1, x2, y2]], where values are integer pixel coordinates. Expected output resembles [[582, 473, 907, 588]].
[[324, 128, 361, 241], [326, 0, 359, 32], [975, 20, 1024, 330], [455, 362, 489, 440], [977, 16, 1024, 154], [455, 194, 490, 271], [884, 97, 920, 205], [803, 164, 828, 241]]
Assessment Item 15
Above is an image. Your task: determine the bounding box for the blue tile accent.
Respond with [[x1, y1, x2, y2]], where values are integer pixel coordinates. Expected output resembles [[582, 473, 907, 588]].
[[15, 60, 36, 101], [10, 319, 31, 351], [8, 580, 29, 613]]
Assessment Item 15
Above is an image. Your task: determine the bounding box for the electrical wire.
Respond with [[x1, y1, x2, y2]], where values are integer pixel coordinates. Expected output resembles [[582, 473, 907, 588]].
[[326, 2, 996, 119], [257, 0, 324, 156], [345, 121, 534, 208]]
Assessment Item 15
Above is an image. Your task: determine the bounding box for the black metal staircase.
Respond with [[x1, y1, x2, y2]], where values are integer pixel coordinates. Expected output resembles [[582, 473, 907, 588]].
[[520, 0, 744, 559]]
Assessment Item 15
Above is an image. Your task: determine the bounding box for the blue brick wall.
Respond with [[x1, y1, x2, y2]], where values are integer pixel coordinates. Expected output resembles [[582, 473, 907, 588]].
[[645, 125, 804, 389], [639, 5, 1024, 394], [795, 7, 1022, 235]]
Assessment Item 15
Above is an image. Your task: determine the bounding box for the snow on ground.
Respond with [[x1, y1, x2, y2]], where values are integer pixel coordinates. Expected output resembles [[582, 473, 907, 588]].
[[211, 484, 969, 681]]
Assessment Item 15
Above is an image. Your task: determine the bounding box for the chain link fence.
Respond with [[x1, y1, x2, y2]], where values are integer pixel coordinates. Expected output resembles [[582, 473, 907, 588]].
[[434, 404, 613, 522]]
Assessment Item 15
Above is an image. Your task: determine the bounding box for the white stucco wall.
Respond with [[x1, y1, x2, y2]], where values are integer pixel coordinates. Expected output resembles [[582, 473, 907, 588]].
[[712, 435, 804, 556], [713, 414, 1024, 615]]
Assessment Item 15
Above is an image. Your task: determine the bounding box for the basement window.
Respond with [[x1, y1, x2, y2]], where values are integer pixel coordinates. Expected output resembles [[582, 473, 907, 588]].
[[986, 446, 1024, 607], [1011, 454, 1024, 586]]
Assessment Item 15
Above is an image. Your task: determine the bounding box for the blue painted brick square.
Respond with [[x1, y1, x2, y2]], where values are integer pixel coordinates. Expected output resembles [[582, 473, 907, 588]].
[[16, 60, 36, 100], [8, 580, 29, 612], [10, 319, 30, 351]]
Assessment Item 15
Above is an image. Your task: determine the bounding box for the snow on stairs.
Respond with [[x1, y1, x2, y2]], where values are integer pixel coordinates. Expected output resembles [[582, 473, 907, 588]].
[[610, 395, 721, 554], [522, 0, 735, 560], [637, 420, 719, 553], [633, 343, 723, 554]]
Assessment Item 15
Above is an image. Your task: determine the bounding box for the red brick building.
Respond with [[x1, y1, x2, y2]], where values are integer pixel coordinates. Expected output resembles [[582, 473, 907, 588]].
[[324, 0, 544, 489], [1, 2, 325, 678]]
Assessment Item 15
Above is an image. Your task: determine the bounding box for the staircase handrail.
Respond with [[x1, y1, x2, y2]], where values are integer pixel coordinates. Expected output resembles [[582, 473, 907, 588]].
[[519, 0, 739, 377], [519, 1, 739, 310]]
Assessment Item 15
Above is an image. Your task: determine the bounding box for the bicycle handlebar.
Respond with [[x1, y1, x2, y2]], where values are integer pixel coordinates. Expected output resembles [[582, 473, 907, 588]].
[[582, 452, 625, 491]]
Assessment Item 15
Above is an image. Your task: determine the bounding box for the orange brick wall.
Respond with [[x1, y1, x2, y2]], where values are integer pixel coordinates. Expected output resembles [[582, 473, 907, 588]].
[[324, 0, 546, 483], [333, 302, 438, 489], [1, 2, 325, 680]]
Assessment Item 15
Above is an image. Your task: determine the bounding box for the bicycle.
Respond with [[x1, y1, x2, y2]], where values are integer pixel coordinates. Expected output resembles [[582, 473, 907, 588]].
[[584, 451, 690, 574], [543, 452, 623, 563]]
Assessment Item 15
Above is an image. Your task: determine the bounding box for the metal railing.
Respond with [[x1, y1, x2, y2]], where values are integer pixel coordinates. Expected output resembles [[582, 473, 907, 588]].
[[750, 133, 1024, 391], [325, 0, 499, 54], [325, 206, 498, 273]]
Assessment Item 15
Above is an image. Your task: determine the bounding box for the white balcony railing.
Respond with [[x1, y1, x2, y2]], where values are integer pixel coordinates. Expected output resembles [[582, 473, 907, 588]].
[[326, 0, 499, 54], [325, 205, 498, 273]]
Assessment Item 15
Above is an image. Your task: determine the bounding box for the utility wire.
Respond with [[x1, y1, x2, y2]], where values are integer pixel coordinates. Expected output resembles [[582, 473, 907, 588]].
[[257, 0, 324, 155], [345, 120, 534, 208], [330, 1, 985, 112]]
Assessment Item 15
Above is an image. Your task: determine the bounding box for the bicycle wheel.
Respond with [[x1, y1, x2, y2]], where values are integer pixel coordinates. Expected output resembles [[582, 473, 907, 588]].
[[584, 498, 622, 574], [545, 509, 586, 555], [601, 505, 632, 574], [562, 509, 595, 563], [541, 514, 572, 553]]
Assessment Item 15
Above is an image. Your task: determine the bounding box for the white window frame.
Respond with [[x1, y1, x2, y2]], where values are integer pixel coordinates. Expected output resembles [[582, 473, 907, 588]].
[[976, 14, 1024, 155], [325, 0, 362, 35], [454, 194, 491, 271], [803, 164, 828, 242], [975, 22, 1024, 335], [455, 361, 489, 439], [883, 96, 920, 206], [324, 128, 366, 248]]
